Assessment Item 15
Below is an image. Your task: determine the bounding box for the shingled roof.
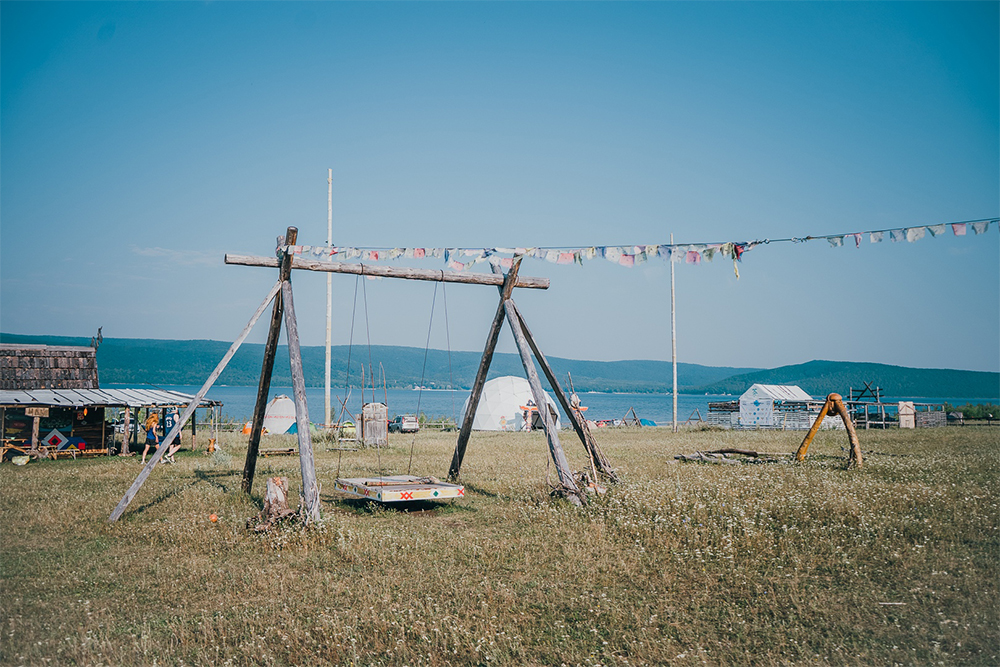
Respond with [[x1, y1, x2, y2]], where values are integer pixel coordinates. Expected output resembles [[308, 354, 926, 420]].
[[0, 344, 99, 390]]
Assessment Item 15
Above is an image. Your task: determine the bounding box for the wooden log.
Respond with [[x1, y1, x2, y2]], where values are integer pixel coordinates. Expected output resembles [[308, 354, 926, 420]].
[[108, 279, 282, 523], [503, 297, 583, 506], [509, 299, 617, 482], [226, 254, 549, 290], [706, 448, 759, 457], [795, 396, 832, 462], [829, 393, 864, 469], [241, 226, 295, 494], [795, 393, 864, 469], [448, 259, 523, 480], [281, 279, 321, 524]]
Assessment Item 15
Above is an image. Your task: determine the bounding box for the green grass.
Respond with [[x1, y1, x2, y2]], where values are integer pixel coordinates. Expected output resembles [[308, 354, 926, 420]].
[[1, 426, 998, 666]]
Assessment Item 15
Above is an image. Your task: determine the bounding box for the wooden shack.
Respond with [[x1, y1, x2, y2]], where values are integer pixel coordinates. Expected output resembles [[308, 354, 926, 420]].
[[0, 343, 224, 460]]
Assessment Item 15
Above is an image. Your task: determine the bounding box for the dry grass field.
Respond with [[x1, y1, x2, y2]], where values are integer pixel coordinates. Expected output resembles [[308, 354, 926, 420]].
[[1, 425, 997, 666]]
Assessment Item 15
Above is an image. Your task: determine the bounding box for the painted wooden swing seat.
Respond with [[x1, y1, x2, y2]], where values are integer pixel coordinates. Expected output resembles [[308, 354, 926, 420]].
[[333, 475, 465, 503]]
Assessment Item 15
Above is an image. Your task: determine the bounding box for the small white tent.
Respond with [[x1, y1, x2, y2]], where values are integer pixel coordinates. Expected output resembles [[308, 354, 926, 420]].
[[739, 384, 812, 427], [462, 376, 561, 431], [263, 394, 296, 434]]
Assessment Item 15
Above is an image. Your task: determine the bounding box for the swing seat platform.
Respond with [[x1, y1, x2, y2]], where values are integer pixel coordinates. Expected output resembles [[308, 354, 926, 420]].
[[333, 475, 465, 503]]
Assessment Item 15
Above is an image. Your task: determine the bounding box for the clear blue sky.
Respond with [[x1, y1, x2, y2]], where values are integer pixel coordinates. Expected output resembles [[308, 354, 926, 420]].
[[2, 2, 997, 373]]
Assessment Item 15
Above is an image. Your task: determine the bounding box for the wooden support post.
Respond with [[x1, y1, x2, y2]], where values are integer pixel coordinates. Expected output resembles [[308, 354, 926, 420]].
[[503, 297, 583, 506], [241, 226, 296, 495], [119, 408, 130, 456], [190, 408, 196, 451], [829, 393, 864, 469], [448, 259, 523, 481], [108, 279, 282, 523], [795, 393, 864, 469], [509, 299, 617, 482], [30, 416, 40, 451], [795, 397, 832, 462], [282, 278, 322, 524]]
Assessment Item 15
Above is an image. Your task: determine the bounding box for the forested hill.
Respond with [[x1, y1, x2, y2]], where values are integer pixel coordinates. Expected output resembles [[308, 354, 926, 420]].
[[3, 334, 996, 399], [0, 333, 755, 393], [696, 360, 999, 400]]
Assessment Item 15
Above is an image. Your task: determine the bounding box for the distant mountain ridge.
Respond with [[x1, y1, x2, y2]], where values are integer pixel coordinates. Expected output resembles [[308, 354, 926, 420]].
[[0, 333, 756, 393], [2, 334, 996, 399], [697, 359, 999, 400]]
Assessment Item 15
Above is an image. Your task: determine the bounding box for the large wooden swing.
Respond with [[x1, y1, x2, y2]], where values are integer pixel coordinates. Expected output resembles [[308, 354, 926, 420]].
[[108, 226, 614, 523]]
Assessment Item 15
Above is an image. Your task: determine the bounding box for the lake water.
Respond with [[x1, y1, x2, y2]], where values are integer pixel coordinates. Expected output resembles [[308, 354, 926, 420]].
[[137, 385, 734, 426], [113, 384, 995, 426]]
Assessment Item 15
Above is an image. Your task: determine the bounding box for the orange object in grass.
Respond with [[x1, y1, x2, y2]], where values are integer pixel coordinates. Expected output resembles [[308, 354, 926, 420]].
[[209, 514, 218, 523]]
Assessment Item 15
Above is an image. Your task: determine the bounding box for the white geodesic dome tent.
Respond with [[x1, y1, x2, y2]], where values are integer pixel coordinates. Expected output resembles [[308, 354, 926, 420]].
[[461, 376, 561, 431]]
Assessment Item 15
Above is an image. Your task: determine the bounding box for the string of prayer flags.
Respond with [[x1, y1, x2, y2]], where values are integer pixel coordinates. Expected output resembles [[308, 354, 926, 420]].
[[278, 217, 996, 279]]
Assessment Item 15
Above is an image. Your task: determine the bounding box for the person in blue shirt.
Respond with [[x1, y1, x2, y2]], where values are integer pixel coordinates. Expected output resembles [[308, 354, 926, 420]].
[[163, 407, 181, 464]]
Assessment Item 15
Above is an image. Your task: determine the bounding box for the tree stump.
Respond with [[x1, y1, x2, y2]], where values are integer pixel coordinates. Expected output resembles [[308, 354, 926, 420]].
[[248, 476, 298, 531]]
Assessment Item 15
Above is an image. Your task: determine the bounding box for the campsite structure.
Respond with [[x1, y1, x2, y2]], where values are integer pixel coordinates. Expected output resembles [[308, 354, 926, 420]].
[[462, 375, 561, 432], [1, 343, 220, 461], [109, 226, 615, 522]]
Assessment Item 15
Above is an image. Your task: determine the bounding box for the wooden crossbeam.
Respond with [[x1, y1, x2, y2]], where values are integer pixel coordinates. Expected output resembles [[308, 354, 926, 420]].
[[225, 254, 549, 290]]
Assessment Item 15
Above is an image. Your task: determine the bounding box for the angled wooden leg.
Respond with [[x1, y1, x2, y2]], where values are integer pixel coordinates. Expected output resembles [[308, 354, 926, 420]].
[[242, 229, 297, 495], [502, 298, 583, 506], [796, 397, 832, 462], [509, 299, 617, 482], [448, 259, 522, 481], [109, 279, 281, 523], [282, 278, 321, 524]]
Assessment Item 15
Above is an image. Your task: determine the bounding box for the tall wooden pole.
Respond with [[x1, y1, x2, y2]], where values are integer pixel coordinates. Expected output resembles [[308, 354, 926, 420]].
[[241, 227, 297, 494], [671, 233, 678, 433], [503, 298, 583, 506], [109, 279, 281, 523], [325, 169, 333, 429], [282, 278, 322, 523], [448, 260, 522, 480]]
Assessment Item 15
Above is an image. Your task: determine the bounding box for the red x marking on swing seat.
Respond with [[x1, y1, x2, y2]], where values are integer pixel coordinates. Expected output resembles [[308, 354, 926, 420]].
[[400, 491, 413, 500], [457, 488, 465, 496]]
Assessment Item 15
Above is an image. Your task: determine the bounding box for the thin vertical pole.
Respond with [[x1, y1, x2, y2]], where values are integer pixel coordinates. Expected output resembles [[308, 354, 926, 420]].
[[325, 168, 333, 429], [671, 233, 678, 433]]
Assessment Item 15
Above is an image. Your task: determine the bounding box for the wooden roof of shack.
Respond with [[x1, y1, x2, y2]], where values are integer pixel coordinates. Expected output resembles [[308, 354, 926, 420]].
[[0, 343, 99, 390], [0, 388, 221, 409]]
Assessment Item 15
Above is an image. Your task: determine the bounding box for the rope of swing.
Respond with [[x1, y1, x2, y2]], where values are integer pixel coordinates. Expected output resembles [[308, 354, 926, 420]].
[[360, 275, 383, 483], [443, 283, 456, 430], [336, 274, 361, 481], [408, 282, 438, 475]]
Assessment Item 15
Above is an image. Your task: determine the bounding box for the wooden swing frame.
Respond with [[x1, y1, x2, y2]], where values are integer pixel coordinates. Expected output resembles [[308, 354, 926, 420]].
[[108, 226, 615, 522]]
